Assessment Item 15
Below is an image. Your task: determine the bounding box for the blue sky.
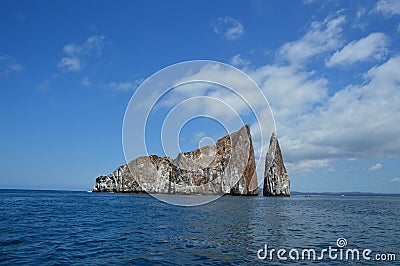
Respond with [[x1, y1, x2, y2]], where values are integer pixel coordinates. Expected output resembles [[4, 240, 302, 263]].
[[1, 0, 400, 193]]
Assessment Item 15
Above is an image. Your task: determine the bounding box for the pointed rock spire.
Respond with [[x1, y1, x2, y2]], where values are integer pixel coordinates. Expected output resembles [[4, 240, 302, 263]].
[[263, 132, 290, 196]]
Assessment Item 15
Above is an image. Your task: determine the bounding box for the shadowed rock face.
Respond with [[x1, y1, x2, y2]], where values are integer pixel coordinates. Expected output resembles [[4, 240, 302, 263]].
[[263, 133, 290, 196], [93, 125, 258, 195]]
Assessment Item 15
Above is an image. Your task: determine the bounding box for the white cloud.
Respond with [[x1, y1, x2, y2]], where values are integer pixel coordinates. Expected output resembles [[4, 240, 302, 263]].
[[62, 35, 105, 57], [242, 17, 399, 173], [390, 178, 400, 182], [282, 55, 400, 163], [63, 44, 81, 56], [108, 79, 143, 91], [7, 63, 22, 73], [326, 33, 389, 67], [186, 15, 400, 177], [81, 77, 91, 87], [302, 0, 317, 4], [85, 36, 106, 56], [154, 62, 330, 174], [58, 35, 105, 71], [375, 0, 400, 17], [130, 14, 400, 176], [36, 79, 50, 92], [58, 57, 81, 72], [251, 56, 400, 173], [252, 65, 328, 120], [155, 42, 398, 173], [368, 163, 383, 171], [108, 82, 133, 91], [230, 54, 250, 67], [286, 159, 330, 174], [0, 55, 23, 75], [171, 63, 269, 115], [212, 17, 244, 40], [278, 15, 346, 66], [36, 73, 58, 92], [357, 7, 366, 19]]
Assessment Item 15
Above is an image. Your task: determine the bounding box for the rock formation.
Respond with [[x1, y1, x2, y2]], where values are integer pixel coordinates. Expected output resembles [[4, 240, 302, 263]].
[[263, 132, 290, 196], [93, 125, 258, 195]]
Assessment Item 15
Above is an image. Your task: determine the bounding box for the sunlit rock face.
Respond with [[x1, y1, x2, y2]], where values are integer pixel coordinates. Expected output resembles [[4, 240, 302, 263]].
[[93, 125, 258, 196], [263, 133, 290, 196]]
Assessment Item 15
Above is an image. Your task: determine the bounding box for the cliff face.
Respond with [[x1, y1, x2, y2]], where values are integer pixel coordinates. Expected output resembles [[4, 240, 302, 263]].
[[93, 125, 258, 195], [263, 133, 290, 196]]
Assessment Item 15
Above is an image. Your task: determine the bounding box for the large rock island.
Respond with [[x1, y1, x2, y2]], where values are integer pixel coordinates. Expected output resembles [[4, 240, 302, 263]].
[[263, 132, 290, 196], [93, 125, 258, 195]]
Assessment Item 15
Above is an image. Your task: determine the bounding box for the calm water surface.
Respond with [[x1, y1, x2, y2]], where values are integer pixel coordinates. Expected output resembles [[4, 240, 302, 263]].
[[0, 190, 399, 265]]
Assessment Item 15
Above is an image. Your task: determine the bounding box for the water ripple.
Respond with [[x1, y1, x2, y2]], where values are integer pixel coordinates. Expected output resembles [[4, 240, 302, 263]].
[[0, 191, 399, 265]]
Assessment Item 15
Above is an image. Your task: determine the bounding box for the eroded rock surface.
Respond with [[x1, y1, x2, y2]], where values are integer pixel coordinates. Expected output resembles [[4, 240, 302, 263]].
[[93, 125, 258, 195], [263, 132, 290, 196]]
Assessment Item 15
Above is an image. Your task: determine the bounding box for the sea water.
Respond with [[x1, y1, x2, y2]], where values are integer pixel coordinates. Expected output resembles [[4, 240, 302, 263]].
[[0, 190, 399, 265]]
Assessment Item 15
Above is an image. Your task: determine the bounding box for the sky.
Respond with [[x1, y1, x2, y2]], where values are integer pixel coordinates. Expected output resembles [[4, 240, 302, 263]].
[[0, 0, 400, 193]]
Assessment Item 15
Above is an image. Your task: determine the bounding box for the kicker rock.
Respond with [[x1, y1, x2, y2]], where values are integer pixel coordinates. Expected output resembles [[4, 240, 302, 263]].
[[263, 132, 290, 196], [93, 125, 258, 195], [93, 155, 173, 193]]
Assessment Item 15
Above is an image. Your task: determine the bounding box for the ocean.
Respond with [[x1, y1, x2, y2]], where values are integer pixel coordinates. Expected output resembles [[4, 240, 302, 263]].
[[0, 190, 399, 265]]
